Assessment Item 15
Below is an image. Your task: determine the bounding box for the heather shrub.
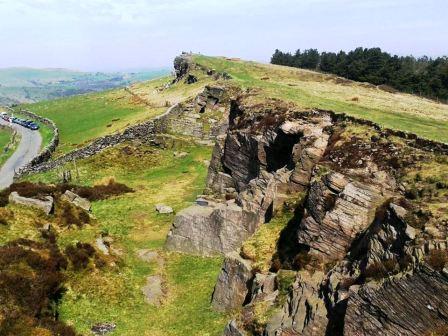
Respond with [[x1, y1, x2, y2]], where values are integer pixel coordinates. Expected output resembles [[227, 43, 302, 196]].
[[0, 239, 76, 336], [426, 249, 448, 271]]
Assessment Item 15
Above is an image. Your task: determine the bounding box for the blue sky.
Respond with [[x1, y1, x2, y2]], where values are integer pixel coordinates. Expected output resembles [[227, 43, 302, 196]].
[[0, 0, 446, 71]]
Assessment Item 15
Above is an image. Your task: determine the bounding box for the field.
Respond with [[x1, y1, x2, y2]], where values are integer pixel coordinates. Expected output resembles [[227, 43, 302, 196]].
[[21, 74, 212, 156], [193, 55, 448, 143]]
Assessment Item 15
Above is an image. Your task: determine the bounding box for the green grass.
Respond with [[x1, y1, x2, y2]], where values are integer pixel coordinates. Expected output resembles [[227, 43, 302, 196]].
[[20, 90, 156, 155], [0, 127, 18, 167], [0, 128, 11, 151], [17, 141, 227, 335], [193, 55, 448, 143]]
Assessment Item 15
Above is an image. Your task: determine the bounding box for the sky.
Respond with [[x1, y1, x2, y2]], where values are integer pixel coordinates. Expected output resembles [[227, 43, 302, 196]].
[[0, 0, 446, 71]]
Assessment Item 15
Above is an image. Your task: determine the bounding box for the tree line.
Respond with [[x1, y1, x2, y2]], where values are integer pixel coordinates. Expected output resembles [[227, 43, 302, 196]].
[[271, 47, 448, 101]]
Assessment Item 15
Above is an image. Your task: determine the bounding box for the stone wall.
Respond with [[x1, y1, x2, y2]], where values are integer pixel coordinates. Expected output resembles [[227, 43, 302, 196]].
[[15, 103, 182, 177]]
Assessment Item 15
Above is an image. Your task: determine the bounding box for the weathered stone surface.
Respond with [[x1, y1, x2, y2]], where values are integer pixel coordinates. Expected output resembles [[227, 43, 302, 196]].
[[212, 252, 253, 312], [297, 173, 384, 262], [165, 202, 258, 256], [61, 190, 91, 211], [222, 132, 263, 191], [9, 191, 53, 215], [265, 271, 328, 336], [250, 272, 277, 302], [284, 118, 332, 191], [223, 320, 246, 336], [344, 268, 448, 336], [91, 322, 116, 335], [136, 249, 157, 262], [155, 204, 174, 214], [141, 275, 163, 306], [349, 202, 418, 273]]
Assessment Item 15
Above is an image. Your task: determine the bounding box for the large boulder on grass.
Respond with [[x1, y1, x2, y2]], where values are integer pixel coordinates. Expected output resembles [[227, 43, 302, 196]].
[[9, 192, 53, 215], [61, 190, 91, 212]]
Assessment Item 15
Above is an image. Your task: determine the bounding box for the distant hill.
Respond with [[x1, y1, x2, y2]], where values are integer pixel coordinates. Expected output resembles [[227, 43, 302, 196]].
[[0, 67, 170, 105]]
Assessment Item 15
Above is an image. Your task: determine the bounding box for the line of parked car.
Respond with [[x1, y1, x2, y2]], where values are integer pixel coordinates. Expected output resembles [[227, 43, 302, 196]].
[[0, 112, 40, 131]]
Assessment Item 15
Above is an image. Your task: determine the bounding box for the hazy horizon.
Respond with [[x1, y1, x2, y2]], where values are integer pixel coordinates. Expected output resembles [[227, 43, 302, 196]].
[[0, 0, 447, 71]]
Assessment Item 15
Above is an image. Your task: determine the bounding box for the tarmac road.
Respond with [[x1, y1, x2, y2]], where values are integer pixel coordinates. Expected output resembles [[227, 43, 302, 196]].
[[0, 118, 42, 190]]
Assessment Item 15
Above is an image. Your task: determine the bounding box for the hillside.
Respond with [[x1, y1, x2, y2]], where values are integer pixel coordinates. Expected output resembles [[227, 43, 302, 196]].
[[0, 54, 447, 336], [193, 55, 448, 142], [0, 67, 169, 106], [20, 75, 212, 156]]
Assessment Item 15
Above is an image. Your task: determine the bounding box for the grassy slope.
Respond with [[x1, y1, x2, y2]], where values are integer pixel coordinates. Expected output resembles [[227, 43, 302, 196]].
[[21, 75, 211, 156], [0, 128, 11, 149], [193, 55, 448, 143], [0, 127, 12, 166], [16, 142, 226, 335]]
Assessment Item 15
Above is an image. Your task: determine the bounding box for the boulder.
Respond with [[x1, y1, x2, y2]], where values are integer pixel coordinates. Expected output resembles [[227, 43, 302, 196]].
[[211, 252, 253, 312], [185, 74, 198, 84], [61, 190, 91, 211], [165, 202, 258, 256], [155, 204, 173, 214], [9, 192, 53, 215]]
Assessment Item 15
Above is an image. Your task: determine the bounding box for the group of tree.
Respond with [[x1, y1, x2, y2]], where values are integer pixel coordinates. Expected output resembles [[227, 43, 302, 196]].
[[271, 47, 448, 101]]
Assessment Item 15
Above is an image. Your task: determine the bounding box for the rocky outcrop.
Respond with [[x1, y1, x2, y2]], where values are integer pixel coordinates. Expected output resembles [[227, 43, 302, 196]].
[[165, 201, 258, 256], [165, 86, 229, 140], [158, 75, 448, 335], [223, 320, 246, 336], [167, 111, 333, 256], [173, 53, 191, 82], [211, 252, 253, 311], [8, 192, 53, 215], [265, 271, 328, 336], [297, 172, 385, 262], [344, 268, 448, 335]]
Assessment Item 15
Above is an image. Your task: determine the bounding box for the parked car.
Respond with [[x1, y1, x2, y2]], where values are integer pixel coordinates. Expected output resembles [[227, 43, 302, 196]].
[[5, 114, 40, 130]]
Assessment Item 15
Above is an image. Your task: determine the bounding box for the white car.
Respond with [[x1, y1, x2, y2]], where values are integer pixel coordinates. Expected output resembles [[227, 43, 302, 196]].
[[0, 112, 12, 122]]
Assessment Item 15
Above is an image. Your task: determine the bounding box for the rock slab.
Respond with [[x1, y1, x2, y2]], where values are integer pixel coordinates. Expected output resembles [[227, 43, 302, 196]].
[[9, 191, 53, 215]]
